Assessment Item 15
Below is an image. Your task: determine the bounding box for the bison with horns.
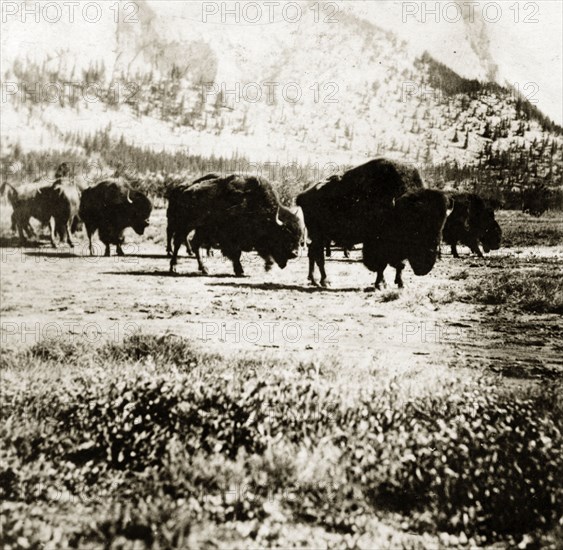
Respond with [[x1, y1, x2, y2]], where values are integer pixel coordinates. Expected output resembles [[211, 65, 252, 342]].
[[167, 174, 303, 276], [79, 179, 152, 256]]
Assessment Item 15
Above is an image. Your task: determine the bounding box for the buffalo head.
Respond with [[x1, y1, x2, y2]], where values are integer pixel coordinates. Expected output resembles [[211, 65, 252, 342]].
[[481, 216, 502, 252], [407, 243, 441, 275], [399, 190, 450, 275], [129, 191, 153, 235], [267, 206, 302, 269]]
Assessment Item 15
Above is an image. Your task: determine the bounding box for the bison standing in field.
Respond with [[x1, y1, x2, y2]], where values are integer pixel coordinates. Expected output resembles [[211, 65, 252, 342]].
[[79, 180, 152, 256], [296, 158, 425, 287], [167, 174, 302, 276], [363, 190, 452, 289], [1, 162, 81, 248], [166, 173, 220, 257], [442, 193, 501, 258], [521, 185, 550, 217]]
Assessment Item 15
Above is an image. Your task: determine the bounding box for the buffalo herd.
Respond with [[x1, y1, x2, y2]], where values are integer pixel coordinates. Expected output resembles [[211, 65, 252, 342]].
[[2, 158, 505, 289]]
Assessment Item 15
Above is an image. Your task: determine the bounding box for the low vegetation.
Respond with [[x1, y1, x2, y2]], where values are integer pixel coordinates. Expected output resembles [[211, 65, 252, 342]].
[[468, 268, 563, 314], [2, 335, 562, 548], [499, 210, 563, 248]]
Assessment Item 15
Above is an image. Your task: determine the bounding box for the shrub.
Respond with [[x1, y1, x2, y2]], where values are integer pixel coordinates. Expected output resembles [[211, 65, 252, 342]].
[[470, 270, 563, 313], [343, 385, 563, 539], [2, 339, 562, 546]]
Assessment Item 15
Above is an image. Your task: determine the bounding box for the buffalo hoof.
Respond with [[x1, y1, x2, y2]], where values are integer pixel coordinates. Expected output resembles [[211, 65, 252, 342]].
[[320, 279, 330, 288], [364, 286, 375, 293], [200, 267, 209, 276], [308, 277, 320, 287]]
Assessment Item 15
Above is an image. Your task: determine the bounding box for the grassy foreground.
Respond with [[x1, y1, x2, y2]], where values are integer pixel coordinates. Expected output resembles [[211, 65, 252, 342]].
[[1, 335, 562, 549]]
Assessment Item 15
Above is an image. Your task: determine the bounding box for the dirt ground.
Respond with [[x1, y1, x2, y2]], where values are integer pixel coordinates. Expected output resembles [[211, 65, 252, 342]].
[[1, 206, 562, 380]]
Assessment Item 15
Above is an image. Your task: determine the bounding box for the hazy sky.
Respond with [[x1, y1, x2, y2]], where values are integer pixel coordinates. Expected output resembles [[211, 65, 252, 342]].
[[3, 0, 561, 124], [350, 0, 562, 125]]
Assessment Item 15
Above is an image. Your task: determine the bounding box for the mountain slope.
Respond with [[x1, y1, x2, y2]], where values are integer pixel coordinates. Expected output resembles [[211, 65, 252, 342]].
[[1, 0, 561, 199]]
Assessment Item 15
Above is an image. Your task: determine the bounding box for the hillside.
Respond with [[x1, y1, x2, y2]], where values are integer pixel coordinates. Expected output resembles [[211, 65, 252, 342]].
[[1, 1, 561, 205]]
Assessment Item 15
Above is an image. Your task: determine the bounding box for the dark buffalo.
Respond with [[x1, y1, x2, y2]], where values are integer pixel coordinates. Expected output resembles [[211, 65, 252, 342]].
[[1, 164, 80, 248], [168, 174, 302, 276], [363, 190, 451, 289], [1, 182, 54, 244], [166, 173, 220, 256], [296, 158, 425, 286], [442, 193, 501, 258], [522, 185, 550, 217], [79, 179, 152, 256]]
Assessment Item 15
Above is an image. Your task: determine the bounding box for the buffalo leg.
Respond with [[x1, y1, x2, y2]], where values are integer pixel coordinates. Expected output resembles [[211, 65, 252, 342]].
[[66, 222, 74, 247], [15, 216, 27, 245], [104, 243, 111, 257], [229, 250, 244, 277], [85, 225, 95, 255], [24, 220, 36, 239], [469, 240, 484, 258], [308, 255, 317, 285], [169, 241, 181, 273], [170, 230, 188, 273], [317, 252, 328, 287], [63, 221, 74, 248], [451, 243, 459, 258], [48, 218, 57, 248], [115, 233, 125, 256], [12, 213, 34, 238], [374, 269, 386, 290], [166, 227, 173, 256], [307, 242, 319, 286], [394, 262, 405, 288], [190, 231, 209, 275], [185, 237, 194, 256], [325, 243, 332, 258], [308, 241, 328, 287]]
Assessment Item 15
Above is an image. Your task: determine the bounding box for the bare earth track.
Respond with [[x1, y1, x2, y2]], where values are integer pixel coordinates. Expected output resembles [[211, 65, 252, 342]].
[[1, 207, 561, 382]]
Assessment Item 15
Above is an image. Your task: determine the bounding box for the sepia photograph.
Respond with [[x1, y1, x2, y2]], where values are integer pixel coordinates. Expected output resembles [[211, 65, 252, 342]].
[[1, 1, 562, 548]]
